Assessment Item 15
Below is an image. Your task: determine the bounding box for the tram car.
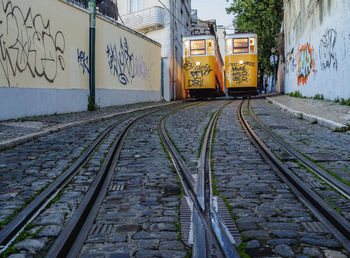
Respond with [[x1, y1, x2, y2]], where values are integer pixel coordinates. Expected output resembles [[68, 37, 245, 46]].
[[225, 33, 258, 97], [183, 35, 224, 99]]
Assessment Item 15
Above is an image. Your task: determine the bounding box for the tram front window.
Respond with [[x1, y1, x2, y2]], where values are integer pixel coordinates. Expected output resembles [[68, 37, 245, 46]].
[[191, 40, 206, 55], [233, 38, 249, 53]]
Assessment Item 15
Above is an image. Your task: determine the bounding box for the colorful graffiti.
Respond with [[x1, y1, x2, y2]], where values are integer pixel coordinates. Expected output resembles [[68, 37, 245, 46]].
[[106, 37, 153, 86], [0, 0, 65, 86], [297, 43, 315, 85], [77, 49, 89, 74], [319, 28, 337, 71]]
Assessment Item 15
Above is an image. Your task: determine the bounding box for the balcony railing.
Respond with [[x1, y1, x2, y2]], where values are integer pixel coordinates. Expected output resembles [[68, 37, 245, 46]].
[[121, 6, 165, 33], [65, 0, 118, 21]]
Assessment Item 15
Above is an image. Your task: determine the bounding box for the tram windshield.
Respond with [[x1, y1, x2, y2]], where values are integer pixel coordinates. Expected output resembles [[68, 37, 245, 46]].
[[190, 40, 206, 55], [233, 38, 249, 53]]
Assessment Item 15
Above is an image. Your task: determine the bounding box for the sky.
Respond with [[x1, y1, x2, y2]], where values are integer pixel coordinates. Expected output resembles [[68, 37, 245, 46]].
[[191, 0, 234, 28]]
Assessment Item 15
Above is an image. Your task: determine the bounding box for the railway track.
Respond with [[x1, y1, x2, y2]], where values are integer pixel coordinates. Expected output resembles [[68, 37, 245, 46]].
[[238, 99, 350, 251], [159, 100, 240, 257], [45, 109, 158, 257], [0, 104, 173, 255], [247, 99, 350, 199]]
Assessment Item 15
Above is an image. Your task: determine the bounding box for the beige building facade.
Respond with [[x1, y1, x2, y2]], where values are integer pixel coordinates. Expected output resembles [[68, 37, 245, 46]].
[[0, 0, 161, 120]]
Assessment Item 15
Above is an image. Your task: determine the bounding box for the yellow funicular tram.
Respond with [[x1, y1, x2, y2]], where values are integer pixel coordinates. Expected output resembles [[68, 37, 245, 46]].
[[183, 35, 224, 99], [225, 33, 258, 97]]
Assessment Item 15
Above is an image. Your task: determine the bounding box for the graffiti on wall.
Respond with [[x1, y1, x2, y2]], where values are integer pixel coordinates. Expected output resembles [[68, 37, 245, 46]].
[[184, 59, 213, 87], [0, 0, 65, 86], [106, 37, 153, 86], [77, 49, 90, 74], [227, 61, 255, 84], [319, 28, 337, 71], [297, 43, 315, 85]]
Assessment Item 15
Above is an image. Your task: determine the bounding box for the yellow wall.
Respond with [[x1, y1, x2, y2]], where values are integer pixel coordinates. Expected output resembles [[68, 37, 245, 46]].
[[0, 0, 161, 92], [225, 54, 258, 88]]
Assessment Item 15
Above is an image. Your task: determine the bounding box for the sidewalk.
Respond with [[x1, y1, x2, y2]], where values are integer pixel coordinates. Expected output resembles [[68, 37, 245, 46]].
[[0, 101, 174, 151], [266, 95, 350, 131]]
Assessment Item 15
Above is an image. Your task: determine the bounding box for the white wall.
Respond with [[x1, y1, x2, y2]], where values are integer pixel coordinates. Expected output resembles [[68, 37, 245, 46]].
[[284, 0, 350, 100]]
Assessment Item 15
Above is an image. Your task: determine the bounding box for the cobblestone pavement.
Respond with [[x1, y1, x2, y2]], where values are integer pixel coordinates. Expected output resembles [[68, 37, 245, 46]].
[[0, 101, 169, 143], [165, 100, 227, 175], [79, 105, 190, 257], [250, 98, 350, 220], [2, 98, 350, 257], [212, 100, 349, 257], [0, 110, 147, 225]]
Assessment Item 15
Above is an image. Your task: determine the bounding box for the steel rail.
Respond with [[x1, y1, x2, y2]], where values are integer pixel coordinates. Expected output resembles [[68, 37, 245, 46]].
[[238, 100, 350, 251], [247, 99, 350, 199], [198, 100, 240, 258], [158, 106, 211, 258], [0, 114, 134, 252], [47, 110, 157, 257], [159, 101, 238, 257]]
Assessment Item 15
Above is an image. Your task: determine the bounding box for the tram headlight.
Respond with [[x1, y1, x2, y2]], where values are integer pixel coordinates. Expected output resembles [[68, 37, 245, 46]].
[[239, 60, 244, 64], [196, 61, 201, 66]]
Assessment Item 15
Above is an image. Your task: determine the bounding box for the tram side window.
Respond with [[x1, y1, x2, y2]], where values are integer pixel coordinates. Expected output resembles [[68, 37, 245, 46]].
[[250, 38, 256, 53], [226, 39, 233, 55], [184, 40, 190, 56], [207, 39, 214, 55], [191, 40, 206, 55], [233, 38, 249, 54]]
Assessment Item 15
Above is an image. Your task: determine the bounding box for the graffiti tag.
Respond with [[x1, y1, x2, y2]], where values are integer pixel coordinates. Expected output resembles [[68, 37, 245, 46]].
[[297, 43, 314, 85], [106, 37, 152, 86], [183, 59, 194, 71], [77, 49, 90, 74], [185, 60, 213, 87], [319, 28, 337, 71], [231, 64, 248, 83], [227, 62, 254, 84], [0, 0, 65, 86]]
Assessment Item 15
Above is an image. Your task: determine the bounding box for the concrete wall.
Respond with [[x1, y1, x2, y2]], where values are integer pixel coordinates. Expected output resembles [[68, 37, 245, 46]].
[[0, 0, 161, 120], [284, 0, 350, 100]]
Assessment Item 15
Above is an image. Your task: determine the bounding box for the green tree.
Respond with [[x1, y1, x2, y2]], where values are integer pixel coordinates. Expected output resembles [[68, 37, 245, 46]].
[[226, 0, 283, 76]]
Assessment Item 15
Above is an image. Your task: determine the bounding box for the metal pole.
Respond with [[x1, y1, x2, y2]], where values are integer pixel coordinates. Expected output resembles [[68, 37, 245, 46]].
[[88, 0, 96, 110]]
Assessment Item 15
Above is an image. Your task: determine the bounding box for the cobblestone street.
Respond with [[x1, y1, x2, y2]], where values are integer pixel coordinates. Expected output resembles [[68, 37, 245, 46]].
[[0, 99, 349, 257]]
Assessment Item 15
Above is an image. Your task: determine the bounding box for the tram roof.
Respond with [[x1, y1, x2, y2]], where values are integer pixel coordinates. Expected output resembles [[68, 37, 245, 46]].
[[183, 35, 216, 41], [225, 33, 257, 39]]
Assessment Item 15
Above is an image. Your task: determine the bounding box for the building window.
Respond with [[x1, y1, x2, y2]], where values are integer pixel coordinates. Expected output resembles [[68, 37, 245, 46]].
[[233, 38, 249, 53], [190, 40, 206, 55], [130, 0, 143, 12]]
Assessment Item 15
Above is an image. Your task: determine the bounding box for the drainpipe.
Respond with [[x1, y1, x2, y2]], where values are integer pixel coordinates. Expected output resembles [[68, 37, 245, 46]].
[[172, 0, 176, 100], [88, 0, 96, 110]]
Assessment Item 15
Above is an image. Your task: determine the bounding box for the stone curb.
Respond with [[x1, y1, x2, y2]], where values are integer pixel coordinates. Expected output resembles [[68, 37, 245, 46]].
[[0, 102, 176, 152], [266, 97, 348, 131]]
